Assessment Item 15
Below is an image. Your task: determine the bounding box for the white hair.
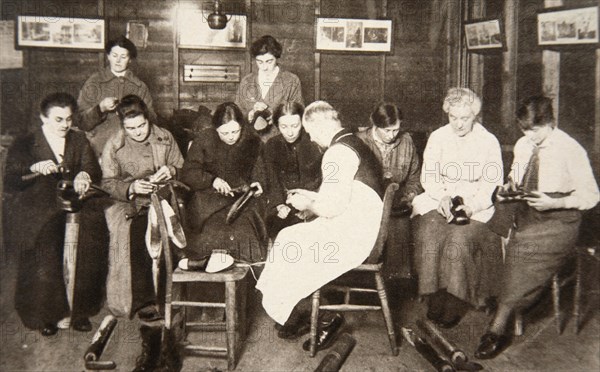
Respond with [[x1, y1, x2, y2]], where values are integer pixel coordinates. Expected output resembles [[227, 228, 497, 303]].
[[442, 87, 482, 116]]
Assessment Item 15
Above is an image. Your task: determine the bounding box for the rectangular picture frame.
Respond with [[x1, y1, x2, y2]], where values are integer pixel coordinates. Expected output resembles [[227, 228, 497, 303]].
[[464, 18, 504, 51], [16, 15, 105, 50], [126, 20, 149, 50], [537, 6, 599, 46], [315, 17, 392, 53], [178, 10, 247, 50]]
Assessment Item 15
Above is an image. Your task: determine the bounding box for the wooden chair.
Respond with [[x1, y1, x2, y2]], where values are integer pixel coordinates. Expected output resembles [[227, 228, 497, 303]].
[[308, 183, 400, 357], [151, 193, 249, 370]]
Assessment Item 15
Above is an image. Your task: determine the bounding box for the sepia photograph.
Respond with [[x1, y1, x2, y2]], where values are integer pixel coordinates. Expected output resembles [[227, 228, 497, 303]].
[[538, 6, 599, 45], [1, 1, 599, 372], [16, 15, 104, 50]]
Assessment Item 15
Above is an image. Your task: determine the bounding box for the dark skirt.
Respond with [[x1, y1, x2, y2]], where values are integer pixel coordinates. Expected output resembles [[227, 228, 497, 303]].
[[500, 207, 581, 308], [413, 210, 502, 308], [184, 191, 268, 263], [15, 198, 109, 330]]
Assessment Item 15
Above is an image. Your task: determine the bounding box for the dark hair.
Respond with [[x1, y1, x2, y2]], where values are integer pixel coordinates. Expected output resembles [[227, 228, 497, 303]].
[[272, 102, 304, 128], [105, 35, 137, 59], [370, 102, 403, 128], [40, 92, 77, 117], [116, 95, 149, 122], [212, 102, 246, 129], [516, 95, 555, 130], [250, 35, 282, 58]]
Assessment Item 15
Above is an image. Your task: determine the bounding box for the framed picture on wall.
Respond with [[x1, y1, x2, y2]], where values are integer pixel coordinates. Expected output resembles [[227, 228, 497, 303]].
[[16, 15, 105, 50], [178, 10, 247, 49], [315, 18, 393, 53], [537, 6, 599, 46], [463, 19, 504, 51], [126, 20, 149, 49]]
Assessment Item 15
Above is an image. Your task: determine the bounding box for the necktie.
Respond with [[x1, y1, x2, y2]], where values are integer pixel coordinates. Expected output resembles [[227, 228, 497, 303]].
[[522, 146, 539, 191]]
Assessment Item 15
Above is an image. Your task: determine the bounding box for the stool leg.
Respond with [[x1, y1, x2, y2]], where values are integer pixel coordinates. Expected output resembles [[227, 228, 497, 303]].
[[310, 290, 321, 357], [375, 272, 399, 355], [573, 254, 582, 334], [514, 311, 523, 336], [552, 274, 562, 334], [225, 281, 238, 370]]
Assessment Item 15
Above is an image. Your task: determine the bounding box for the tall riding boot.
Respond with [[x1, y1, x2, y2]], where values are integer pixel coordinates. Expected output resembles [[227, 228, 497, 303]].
[[133, 325, 162, 372]]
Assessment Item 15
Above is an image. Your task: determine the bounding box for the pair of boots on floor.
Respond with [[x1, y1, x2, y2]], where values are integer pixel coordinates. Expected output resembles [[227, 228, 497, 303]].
[[426, 289, 471, 329], [277, 310, 345, 352]]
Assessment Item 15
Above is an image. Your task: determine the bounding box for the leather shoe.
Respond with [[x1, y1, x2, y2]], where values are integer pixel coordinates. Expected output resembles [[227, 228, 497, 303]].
[[474, 332, 511, 359], [72, 318, 92, 332], [41, 324, 58, 337], [436, 314, 462, 329], [302, 313, 344, 352]]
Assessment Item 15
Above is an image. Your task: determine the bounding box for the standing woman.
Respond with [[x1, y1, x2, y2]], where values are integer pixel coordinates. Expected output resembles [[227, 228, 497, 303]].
[[181, 102, 267, 263], [236, 35, 303, 142], [411, 88, 503, 328], [263, 102, 322, 238], [5, 93, 108, 336], [77, 35, 156, 157], [475, 96, 599, 359]]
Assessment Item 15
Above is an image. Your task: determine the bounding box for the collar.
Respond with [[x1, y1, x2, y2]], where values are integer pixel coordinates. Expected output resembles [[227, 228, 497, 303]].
[[330, 128, 352, 146], [370, 127, 401, 149], [526, 127, 557, 149], [258, 66, 280, 82], [113, 124, 167, 151]]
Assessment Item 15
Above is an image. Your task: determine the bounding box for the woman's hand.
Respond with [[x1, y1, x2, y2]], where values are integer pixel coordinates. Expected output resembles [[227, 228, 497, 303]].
[[148, 165, 172, 183], [99, 97, 118, 113], [73, 172, 91, 195], [286, 189, 316, 211], [525, 191, 564, 211], [437, 195, 453, 222], [276, 204, 291, 219], [250, 182, 263, 196], [30, 160, 60, 175], [213, 177, 233, 196], [130, 179, 156, 195]]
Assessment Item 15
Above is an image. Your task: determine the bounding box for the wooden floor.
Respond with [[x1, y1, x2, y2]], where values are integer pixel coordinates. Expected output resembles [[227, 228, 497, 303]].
[[1, 255, 598, 371]]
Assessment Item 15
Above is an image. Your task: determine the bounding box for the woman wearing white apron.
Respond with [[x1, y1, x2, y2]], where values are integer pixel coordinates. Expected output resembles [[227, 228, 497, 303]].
[[257, 101, 384, 351]]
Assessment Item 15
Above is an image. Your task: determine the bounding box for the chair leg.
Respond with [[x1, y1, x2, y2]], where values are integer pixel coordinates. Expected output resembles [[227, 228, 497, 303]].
[[309, 290, 321, 357], [225, 281, 238, 370], [552, 273, 562, 335], [573, 253, 582, 334], [375, 272, 399, 356]]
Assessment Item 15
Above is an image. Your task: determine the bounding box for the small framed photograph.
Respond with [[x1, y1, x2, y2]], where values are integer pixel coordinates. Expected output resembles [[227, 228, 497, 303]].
[[316, 18, 392, 53], [178, 10, 246, 50], [464, 19, 504, 51], [126, 20, 149, 49], [16, 15, 105, 50], [537, 6, 598, 46]]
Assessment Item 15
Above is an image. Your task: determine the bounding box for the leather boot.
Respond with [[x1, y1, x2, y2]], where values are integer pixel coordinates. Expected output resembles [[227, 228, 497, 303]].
[[133, 326, 162, 372], [156, 328, 182, 372]]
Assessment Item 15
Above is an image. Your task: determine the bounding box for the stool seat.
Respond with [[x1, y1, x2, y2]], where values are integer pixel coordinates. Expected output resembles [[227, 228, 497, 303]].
[[172, 265, 249, 282]]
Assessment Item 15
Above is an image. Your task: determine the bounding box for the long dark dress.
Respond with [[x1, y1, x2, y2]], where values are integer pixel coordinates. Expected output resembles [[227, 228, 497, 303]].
[[263, 130, 322, 238], [4, 127, 108, 330], [181, 126, 268, 263]]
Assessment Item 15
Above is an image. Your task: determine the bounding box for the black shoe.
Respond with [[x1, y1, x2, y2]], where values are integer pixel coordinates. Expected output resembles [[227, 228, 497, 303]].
[[133, 326, 162, 372], [138, 304, 163, 323], [302, 313, 344, 352], [72, 318, 92, 332], [278, 313, 311, 340], [41, 324, 58, 337], [474, 332, 511, 359], [435, 314, 462, 329]]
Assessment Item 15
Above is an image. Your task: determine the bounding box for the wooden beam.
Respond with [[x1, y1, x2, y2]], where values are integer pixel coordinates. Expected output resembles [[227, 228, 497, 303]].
[[314, 0, 321, 100], [500, 0, 518, 131], [380, 0, 387, 101], [173, 4, 179, 109], [543, 0, 563, 123], [595, 48, 600, 169], [467, 0, 485, 96], [98, 0, 105, 69]]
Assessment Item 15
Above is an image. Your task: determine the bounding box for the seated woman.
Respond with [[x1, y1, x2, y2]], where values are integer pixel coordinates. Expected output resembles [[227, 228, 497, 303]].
[[357, 102, 422, 278], [180, 102, 267, 263], [101, 95, 184, 371], [5, 92, 108, 336], [411, 87, 503, 328], [257, 101, 384, 350], [475, 96, 599, 359], [264, 102, 322, 238]]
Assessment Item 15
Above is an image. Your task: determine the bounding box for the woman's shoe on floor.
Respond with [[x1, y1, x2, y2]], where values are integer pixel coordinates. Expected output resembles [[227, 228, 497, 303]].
[[474, 332, 511, 359], [41, 324, 58, 337], [302, 313, 344, 352], [73, 318, 92, 332]]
